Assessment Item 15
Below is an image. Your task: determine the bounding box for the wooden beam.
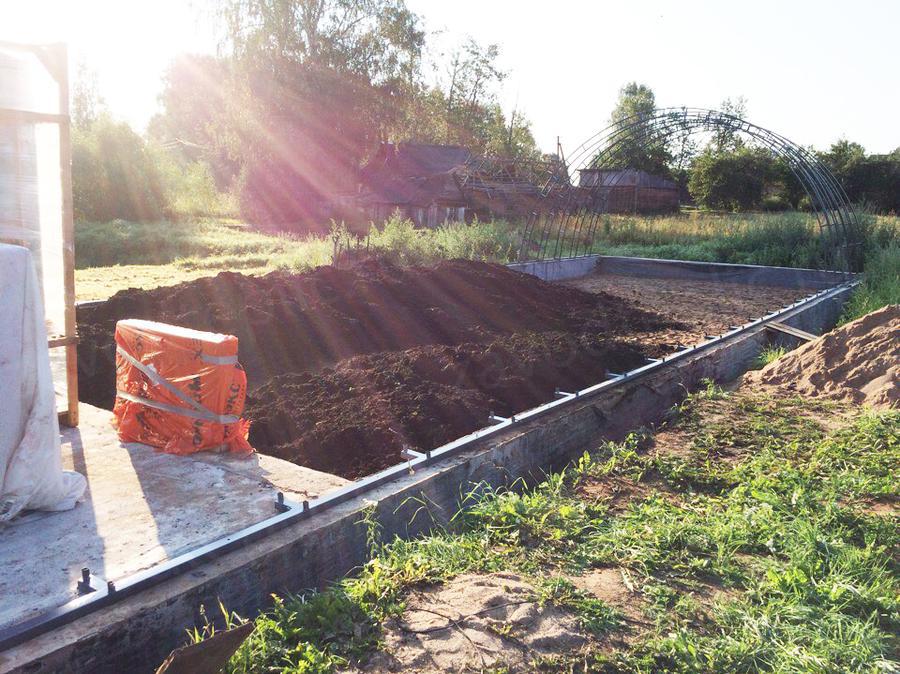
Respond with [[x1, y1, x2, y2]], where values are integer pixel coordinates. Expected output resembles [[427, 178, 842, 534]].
[[55, 43, 79, 428], [766, 321, 817, 342], [0, 109, 68, 125], [48, 334, 79, 348]]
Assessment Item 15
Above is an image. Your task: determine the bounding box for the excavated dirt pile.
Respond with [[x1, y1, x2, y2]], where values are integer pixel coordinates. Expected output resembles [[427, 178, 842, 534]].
[[78, 260, 679, 478], [747, 304, 899, 409]]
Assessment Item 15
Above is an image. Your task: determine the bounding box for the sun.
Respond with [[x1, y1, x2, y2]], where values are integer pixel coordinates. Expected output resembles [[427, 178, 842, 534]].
[[4, 0, 214, 131]]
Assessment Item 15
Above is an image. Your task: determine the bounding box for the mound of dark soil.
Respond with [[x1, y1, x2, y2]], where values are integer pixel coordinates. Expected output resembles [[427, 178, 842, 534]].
[[246, 332, 647, 479], [77, 259, 670, 408], [77, 259, 679, 477]]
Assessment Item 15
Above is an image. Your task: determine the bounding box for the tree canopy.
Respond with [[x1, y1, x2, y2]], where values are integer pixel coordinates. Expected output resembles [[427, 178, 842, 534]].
[[143, 0, 541, 224], [593, 82, 671, 175]]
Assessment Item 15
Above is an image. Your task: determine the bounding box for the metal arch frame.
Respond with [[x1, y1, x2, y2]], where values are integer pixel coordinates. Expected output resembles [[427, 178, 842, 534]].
[[518, 108, 863, 272]]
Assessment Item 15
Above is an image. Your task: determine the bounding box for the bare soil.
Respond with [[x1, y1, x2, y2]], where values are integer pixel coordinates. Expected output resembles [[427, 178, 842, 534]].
[[358, 573, 590, 673], [77, 260, 821, 479], [565, 272, 818, 348], [77, 260, 674, 478]]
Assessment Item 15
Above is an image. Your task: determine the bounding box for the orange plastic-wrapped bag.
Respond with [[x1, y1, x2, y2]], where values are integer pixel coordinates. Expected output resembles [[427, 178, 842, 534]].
[[113, 319, 253, 455]]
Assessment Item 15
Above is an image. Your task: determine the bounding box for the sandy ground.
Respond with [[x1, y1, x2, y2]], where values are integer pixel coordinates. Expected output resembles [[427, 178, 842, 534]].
[[565, 272, 818, 349]]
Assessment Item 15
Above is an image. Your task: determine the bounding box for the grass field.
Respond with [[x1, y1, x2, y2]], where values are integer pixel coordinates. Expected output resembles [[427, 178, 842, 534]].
[[197, 383, 898, 672], [74, 213, 899, 320]]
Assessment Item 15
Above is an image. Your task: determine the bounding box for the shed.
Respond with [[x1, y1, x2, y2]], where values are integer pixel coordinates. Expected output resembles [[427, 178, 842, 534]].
[[356, 143, 472, 227], [578, 168, 679, 213]]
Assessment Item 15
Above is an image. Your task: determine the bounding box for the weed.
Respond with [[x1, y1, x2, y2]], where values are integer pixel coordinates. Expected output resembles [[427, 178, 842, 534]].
[[753, 345, 788, 369]]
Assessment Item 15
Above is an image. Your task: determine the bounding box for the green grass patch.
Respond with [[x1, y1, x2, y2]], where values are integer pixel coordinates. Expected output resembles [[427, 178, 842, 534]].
[[201, 386, 898, 672], [753, 345, 789, 369]]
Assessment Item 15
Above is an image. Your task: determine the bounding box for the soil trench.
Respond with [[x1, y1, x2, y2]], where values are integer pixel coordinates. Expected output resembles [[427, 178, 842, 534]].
[[76, 260, 814, 479]]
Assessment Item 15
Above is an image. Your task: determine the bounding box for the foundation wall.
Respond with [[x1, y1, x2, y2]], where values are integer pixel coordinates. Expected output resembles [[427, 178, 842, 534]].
[[2, 279, 853, 674], [506, 255, 601, 281], [595, 256, 851, 289], [508, 254, 851, 288]]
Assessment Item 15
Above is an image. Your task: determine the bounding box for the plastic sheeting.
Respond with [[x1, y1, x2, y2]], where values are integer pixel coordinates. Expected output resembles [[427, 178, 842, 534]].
[[0, 244, 85, 523], [114, 320, 253, 455], [0, 45, 67, 338]]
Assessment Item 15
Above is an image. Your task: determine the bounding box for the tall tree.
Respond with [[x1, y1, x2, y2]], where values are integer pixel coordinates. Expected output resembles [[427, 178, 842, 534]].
[[71, 60, 106, 130], [596, 82, 671, 175], [818, 139, 866, 181], [713, 96, 748, 152], [203, 0, 427, 224]]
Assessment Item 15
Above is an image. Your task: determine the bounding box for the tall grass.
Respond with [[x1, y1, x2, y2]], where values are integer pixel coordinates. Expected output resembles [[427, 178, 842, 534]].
[[587, 211, 833, 269], [841, 242, 900, 321], [76, 212, 899, 314]]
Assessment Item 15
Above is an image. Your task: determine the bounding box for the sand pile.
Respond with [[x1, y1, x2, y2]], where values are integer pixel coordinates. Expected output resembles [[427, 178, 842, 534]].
[[747, 305, 899, 408]]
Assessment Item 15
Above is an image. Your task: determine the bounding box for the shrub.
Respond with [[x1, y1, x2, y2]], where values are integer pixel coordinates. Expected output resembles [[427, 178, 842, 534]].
[[150, 147, 236, 219], [761, 195, 790, 211], [72, 115, 168, 222]]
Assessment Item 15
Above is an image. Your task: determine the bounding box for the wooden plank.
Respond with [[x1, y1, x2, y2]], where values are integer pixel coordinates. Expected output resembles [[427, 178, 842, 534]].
[[48, 334, 78, 348], [766, 321, 817, 342], [0, 109, 68, 125], [155, 622, 253, 674], [54, 43, 79, 428]]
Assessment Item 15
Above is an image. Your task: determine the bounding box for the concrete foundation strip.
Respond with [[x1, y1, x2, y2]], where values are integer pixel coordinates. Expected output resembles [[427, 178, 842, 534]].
[[1, 275, 858, 654]]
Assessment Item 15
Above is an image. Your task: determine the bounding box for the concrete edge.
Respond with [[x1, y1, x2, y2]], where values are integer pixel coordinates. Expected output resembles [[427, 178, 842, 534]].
[[507, 254, 851, 288]]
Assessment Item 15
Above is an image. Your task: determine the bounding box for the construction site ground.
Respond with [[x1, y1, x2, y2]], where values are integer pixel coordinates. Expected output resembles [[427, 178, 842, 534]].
[[76, 260, 816, 480]]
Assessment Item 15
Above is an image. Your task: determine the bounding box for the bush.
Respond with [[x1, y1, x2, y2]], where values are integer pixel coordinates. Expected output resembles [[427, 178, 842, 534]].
[[149, 145, 236, 219], [761, 195, 790, 211], [72, 115, 168, 222]]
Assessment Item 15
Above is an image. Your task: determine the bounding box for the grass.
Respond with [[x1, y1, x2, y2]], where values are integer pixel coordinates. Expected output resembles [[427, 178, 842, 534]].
[[753, 345, 788, 369], [197, 385, 898, 673], [74, 211, 899, 304], [841, 241, 900, 322]]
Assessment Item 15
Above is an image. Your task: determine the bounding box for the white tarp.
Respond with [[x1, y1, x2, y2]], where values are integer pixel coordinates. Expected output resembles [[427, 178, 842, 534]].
[[0, 244, 85, 523]]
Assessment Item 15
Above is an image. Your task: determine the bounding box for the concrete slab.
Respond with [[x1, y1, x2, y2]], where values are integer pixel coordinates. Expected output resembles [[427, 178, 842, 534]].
[[0, 403, 348, 633]]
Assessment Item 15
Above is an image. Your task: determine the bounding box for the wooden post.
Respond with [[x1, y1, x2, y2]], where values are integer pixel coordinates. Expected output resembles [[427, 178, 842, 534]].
[[52, 43, 79, 427]]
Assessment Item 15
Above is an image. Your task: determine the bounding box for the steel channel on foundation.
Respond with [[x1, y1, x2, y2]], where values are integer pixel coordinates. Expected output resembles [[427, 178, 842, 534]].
[[0, 278, 858, 652]]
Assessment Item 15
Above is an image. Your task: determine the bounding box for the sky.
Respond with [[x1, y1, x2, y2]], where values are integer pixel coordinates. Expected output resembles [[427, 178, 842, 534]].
[[3, 0, 898, 155]]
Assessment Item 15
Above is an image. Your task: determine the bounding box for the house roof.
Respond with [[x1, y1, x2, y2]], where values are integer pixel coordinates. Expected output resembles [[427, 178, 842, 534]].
[[358, 142, 471, 206], [363, 143, 473, 179], [578, 168, 676, 189]]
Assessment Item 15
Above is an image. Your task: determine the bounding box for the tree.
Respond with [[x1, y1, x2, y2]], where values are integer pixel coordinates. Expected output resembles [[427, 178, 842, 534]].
[[713, 96, 748, 153], [817, 140, 900, 213], [688, 146, 775, 211], [71, 60, 105, 130], [149, 2, 541, 225], [818, 139, 866, 183], [197, 0, 429, 224], [73, 115, 168, 222], [596, 82, 671, 175], [148, 55, 239, 188], [393, 37, 539, 160]]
